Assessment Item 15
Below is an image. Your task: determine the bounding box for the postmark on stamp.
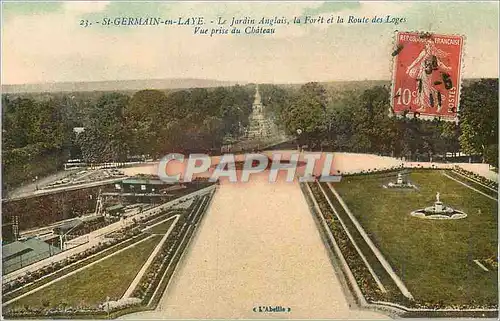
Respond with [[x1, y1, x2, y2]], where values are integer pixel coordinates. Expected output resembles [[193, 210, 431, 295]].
[[391, 31, 464, 121]]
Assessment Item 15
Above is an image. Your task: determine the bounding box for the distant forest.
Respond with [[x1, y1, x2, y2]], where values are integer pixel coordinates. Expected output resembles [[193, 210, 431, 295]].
[[2, 79, 498, 193]]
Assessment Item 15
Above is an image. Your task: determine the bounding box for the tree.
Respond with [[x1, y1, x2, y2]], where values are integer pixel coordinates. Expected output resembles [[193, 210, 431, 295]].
[[439, 121, 461, 157], [2, 97, 39, 149], [78, 93, 129, 163], [459, 79, 498, 164], [281, 82, 328, 148], [336, 86, 398, 155], [2, 96, 73, 193], [484, 144, 499, 168], [327, 93, 356, 152], [259, 84, 294, 127], [124, 89, 170, 156]]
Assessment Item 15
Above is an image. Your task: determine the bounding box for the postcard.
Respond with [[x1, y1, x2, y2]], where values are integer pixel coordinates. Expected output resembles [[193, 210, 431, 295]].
[[1, 1, 498, 320]]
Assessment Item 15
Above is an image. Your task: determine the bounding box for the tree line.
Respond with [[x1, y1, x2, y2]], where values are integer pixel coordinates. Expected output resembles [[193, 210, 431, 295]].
[[259, 79, 498, 166], [2, 85, 254, 192], [2, 79, 497, 193], [77, 85, 255, 161]]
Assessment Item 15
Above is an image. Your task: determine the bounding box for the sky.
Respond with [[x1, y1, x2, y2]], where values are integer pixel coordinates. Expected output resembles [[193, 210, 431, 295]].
[[2, 1, 499, 85]]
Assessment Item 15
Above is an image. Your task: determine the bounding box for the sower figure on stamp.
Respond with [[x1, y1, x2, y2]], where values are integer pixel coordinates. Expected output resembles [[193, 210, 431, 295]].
[[406, 37, 451, 112]]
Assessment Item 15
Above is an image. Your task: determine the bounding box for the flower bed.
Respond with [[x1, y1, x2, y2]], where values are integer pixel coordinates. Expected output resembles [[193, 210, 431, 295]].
[[4, 298, 142, 319], [453, 166, 498, 190], [132, 221, 189, 302], [341, 165, 458, 178], [384, 183, 416, 189], [339, 167, 403, 177], [306, 182, 385, 303]]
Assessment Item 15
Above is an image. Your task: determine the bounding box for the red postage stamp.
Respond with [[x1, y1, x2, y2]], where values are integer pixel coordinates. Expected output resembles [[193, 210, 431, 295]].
[[391, 31, 464, 120]]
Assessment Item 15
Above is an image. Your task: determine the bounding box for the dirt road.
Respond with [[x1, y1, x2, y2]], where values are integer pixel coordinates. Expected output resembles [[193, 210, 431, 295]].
[[121, 173, 389, 319]]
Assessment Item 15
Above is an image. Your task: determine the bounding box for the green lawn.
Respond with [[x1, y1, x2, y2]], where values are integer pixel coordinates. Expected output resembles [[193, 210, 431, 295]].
[[6, 235, 161, 310], [332, 170, 498, 307]]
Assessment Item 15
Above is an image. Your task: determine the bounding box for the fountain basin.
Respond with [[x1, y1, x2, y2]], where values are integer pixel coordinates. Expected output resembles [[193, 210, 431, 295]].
[[410, 204, 467, 220], [384, 182, 416, 189]]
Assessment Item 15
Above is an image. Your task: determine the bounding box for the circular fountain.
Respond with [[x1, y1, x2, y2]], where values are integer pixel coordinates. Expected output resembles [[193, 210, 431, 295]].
[[411, 192, 467, 220], [383, 172, 416, 189]]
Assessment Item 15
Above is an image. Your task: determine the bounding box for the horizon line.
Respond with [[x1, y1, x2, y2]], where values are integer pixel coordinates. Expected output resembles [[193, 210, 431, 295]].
[[1, 76, 491, 88]]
